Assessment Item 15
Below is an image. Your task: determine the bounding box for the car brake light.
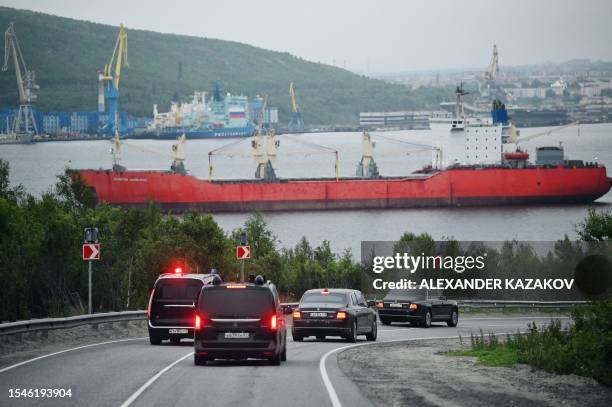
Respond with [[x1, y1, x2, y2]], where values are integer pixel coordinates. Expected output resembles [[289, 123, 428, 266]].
[[336, 311, 347, 320], [174, 266, 183, 274], [195, 314, 201, 330], [226, 284, 247, 289], [147, 288, 154, 318], [270, 314, 278, 331], [409, 303, 418, 310], [292, 310, 301, 319], [321, 289, 329, 295], [376, 301, 384, 309]]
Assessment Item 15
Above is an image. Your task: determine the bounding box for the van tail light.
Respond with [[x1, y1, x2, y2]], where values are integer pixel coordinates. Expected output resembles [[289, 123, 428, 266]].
[[336, 311, 347, 320], [270, 314, 278, 331], [147, 288, 155, 318], [292, 310, 301, 319], [195, 314, 202, 330], [409, 303, 418, 311], [376, 301, 384, 309]]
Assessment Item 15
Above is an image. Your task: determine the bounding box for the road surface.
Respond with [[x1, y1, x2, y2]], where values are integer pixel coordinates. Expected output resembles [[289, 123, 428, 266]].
[[0, 315, 569, 407]]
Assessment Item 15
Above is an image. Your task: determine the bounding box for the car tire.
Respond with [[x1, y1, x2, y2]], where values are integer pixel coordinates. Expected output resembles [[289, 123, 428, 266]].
[[347, 320, 357, 343], [365, 319, 377, 341], [149, 334, 162, 345], [380, 318, 391, 326], [422, 310, 432, 328], [194, 355, 207, 366], [271, 352, 281, 366], [447, 309, 459, 327], [316, 335, 325, 340], [170, 337, 181, 344], [281, 342, 287, 362], [292, 333, 303, 342]]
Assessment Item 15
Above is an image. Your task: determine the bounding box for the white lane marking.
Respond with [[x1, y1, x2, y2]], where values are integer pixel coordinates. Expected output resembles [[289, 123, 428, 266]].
[[319, 332, 517, 407], [0, 337, 147, 374], [120, 351, 193, 407], [460, 316, 570, 321]]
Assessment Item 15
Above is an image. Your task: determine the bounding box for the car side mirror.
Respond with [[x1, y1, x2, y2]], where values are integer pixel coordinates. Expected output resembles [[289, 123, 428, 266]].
[[367, 300, 376, 307]]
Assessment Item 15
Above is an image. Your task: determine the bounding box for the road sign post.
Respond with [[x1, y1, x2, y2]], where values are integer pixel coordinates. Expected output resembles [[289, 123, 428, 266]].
[[83, 228, 100, 315], [238, 232, 249, 282]]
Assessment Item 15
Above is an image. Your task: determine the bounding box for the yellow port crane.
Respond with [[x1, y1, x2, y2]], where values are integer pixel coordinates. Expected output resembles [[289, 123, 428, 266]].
[[288, 81, 304, 132], [100, 24, 128, 134], [2, 22, 39, 136]]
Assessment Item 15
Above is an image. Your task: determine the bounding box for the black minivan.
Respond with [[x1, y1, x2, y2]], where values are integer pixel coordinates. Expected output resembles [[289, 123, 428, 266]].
[[147, 272, 216, 345], [193, 276, 287, 365]]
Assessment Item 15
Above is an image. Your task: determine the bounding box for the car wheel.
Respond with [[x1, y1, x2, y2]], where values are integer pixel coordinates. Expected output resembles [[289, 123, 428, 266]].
[[422, 310, 432, 328], [270, 352, 281, 366], [170, 337, 181, 344], [194, 355, 207, 365], [149, 334, 162, 345], [380, 318, 391, 326], [316, 335, 325, 340], [281, 341, 287, 362], [292, 332, 303, 342], [347, 320, 357, 342], [366, 319, 377, 341], [447, 309, 459, 327]]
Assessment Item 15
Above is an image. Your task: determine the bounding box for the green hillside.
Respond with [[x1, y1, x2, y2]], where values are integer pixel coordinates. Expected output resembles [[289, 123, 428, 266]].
[[0, 7, 445, 125]]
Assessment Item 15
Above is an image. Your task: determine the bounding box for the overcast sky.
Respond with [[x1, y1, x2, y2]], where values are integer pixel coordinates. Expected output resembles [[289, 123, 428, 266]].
[[2, 0, 611, 73]]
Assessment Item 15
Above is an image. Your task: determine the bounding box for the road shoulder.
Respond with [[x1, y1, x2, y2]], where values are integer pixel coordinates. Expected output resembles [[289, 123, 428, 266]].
[[337, 338, 612, 407]]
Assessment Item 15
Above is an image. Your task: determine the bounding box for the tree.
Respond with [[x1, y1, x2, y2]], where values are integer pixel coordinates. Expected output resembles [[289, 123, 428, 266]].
[[577, 209, 612, 241]]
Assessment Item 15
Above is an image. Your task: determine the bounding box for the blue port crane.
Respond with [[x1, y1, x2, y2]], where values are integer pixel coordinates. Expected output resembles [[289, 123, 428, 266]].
[[100, 24, 128, 135], [288, 81, 304, 133]]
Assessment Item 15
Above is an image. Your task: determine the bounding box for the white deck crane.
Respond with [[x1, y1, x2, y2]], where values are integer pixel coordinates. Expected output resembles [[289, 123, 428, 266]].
[[2, 22, 39, 137]]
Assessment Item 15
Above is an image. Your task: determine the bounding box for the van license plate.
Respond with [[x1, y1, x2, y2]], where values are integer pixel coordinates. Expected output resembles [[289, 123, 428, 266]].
[[169, 329, 188, 334], [224, 332, 250, 339], [389, 303, 403, 308], [310, 312, 327, 318]]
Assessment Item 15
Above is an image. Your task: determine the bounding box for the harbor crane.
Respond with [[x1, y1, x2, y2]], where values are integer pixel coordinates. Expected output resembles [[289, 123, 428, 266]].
[[100, 24, 128, 134], [288, 81, 304, 132], [484, 44, 499, 81], [2, 22, 39, 137]]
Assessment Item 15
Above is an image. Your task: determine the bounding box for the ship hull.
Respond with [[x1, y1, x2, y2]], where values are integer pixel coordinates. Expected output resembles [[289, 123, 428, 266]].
[[128, 126, 256, 140], [77, 166, 611, 213]]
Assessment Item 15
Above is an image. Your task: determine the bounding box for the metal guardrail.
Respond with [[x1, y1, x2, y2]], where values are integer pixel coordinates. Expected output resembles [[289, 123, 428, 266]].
[[0, 300, 586, 337], [0, 311, 147, 336]]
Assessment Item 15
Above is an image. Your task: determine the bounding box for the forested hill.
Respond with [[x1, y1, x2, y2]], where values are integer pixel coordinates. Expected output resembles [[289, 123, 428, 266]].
[[0, 7, 448, 125]]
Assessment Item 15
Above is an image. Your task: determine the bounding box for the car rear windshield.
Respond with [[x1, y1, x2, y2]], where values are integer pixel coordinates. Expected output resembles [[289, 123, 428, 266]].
[[384, 289, 428, 300], [198, 288, 274, 318], [155, 279, 203, 301], [301, 292, 348, 304]]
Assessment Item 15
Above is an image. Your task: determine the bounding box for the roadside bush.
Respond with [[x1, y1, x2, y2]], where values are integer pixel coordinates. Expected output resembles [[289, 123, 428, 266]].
[[504, 301, 612, 386]]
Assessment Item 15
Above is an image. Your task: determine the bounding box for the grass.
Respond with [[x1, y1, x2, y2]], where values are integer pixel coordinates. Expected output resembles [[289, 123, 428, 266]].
[[446, 301, 612, 386], [446, 346, 519, 367]]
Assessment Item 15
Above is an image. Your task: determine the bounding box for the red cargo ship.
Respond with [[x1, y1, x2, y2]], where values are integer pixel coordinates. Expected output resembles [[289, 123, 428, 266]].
[[77, 164, 611, 212], [76, 95, 611, 212]]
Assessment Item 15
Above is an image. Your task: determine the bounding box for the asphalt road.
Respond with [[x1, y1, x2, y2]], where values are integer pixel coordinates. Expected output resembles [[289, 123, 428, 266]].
[[0, 315, 570, 407]]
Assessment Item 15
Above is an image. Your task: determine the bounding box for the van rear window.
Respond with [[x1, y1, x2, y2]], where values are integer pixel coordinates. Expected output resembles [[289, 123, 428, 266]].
[[156, 279, 203, 300], [198, 288, 274, 318]]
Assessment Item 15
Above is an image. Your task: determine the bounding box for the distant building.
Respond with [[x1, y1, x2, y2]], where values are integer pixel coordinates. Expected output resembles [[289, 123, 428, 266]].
[[551, 78, 567, 96], [359, 111, 430, 130], [505, 87, 547, 100]]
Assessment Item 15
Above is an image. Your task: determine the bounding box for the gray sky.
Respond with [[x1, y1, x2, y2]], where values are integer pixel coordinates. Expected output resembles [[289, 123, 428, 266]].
[[2, 0, 611, 73]]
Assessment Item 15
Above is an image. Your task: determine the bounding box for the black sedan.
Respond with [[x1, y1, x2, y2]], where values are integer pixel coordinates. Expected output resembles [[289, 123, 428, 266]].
[[292, 288, 377, 342], [376, 289, 458, 328]]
